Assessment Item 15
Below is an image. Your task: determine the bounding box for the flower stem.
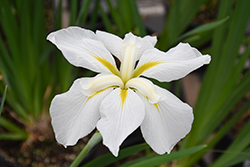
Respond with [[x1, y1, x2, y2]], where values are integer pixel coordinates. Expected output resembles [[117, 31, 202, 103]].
[[70, 131, 102, 167]]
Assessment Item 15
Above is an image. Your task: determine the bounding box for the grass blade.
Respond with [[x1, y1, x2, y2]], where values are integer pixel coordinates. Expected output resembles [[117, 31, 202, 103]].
[[76, 0, 92, 25], [212, 118, 250, 167], [70, 0, 77, 25], [83, 143, 149, 167], [106, 0, 125, 36], [0, 117, 26, 135], [120, 145, 206, 167], [178, 16, 229, 41], [89, 0, 100, 30], [99, 3, 115, 33], [0, 133, 28, 140], [129, 0, 146, 36], [0, 86, 7, 116]]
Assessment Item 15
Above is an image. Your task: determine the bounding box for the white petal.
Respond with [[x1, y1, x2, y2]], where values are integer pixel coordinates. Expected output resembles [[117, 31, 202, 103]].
[[97, 88, 145, 156], [135, 43, 211, 82], [80, 74, 124, 96], [138, 85, 193, 154], [143, 35, 157, 46], [125, 77, 160, 104], [96, 30, 123, 61], [47, 26, 119, 75], [50, 78, 112, 147], [123, 32, 157, 60]]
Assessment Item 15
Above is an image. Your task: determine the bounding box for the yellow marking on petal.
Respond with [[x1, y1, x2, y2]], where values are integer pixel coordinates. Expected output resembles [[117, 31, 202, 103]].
[[120, 89, 128, 108], [154, 103, 161, 115], [84, 87, 110, 104], [133, 62, 163, 78], [92, 55, 120, 76]]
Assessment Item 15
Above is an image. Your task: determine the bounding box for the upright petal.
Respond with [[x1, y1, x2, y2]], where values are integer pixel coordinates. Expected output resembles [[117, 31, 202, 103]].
[[50, 78, 112, 147], [47, 26, 119, 75], [138, 85, 193, 154], [97, 88, 145, 156], [96, 32, 157, 61], [119, 33, 157, 82], [96, 30, 123, 61], [123, 33, 157, 60], [135, 43, 211, 82]]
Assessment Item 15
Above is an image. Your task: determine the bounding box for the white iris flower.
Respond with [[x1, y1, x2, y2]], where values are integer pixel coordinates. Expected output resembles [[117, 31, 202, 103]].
[[47, 26, 211, 156]]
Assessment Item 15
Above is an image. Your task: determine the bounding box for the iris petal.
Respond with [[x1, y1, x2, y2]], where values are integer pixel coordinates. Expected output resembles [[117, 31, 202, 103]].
[[97, 88, 145, 156], [80, 74, 124, 96], [50, 78, 113, 147], [125, 77, 160, 104], [47, 26, 117, 74], [136, 43, 211, 82], [96, 30, 123, 61], [138, 85, 193, 154]]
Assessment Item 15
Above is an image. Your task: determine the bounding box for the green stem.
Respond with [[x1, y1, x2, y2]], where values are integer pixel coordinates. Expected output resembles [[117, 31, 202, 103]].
[[70, 131, 102, 167]]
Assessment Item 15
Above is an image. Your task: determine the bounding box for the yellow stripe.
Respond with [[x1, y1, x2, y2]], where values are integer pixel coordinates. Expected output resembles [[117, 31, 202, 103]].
[[154, 103, 161, 115], [93, 55, 120, 76], [120, 89, 128, 108], [133, 62, 162, 78], [84, 87, 110, 104]]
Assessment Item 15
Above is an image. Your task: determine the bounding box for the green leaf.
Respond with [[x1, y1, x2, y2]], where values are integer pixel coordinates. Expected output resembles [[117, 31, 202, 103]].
[[83, 143, 149, 167], [76, 0, 92, 25], [181, 101, 250, 166], [185, 0, 250, 148], [183, 35, 200, 43], [129, 0, 146, 36], [223, 148, 250, 167], [116, 0, 133, 31], [179, 16, 229, 41], [210, 101, 250, 149], [0, 117, 26, 134], [70, 0, 78, 25], [90, 0, 100, 30], [212, 117, 250, 167], [0, 133, 28, 140], [157, 0, 208, 50], [106, 0, 125, 36], [0, 85, 7, 116], [120, 145, 206, 167], [99, 3, 115, 33]]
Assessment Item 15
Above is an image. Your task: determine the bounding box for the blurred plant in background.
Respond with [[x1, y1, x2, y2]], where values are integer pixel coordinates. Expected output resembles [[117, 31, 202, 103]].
[[0, 0, 77, 142], [0, 0, 50, 140], [0, 0, 250, 166]]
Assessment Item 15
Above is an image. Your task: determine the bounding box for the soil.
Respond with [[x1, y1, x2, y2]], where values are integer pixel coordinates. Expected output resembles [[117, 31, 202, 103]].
[[0, 112, 89, 167], [0, 108, 146, 167]]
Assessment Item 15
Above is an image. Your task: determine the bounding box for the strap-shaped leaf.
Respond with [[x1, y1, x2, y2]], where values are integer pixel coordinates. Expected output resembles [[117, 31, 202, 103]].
[[0, 85, 7, 116], [83, 143, 149, 167], [120, 145, 206, 167]]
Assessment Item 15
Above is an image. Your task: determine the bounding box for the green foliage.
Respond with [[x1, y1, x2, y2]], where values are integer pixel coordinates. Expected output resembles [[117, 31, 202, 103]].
[[119, 145, 206, 167], [211, 118, 250, 167], [157, 0, 208, 50], [0, 0, 81, 140], [99, 0, 146, 37], [0, 0, 48, 121], [83, 143, 149, 167], [178, 0, 250, 166], [0, 0, 249, 166], [0, 85, 7, 116]]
